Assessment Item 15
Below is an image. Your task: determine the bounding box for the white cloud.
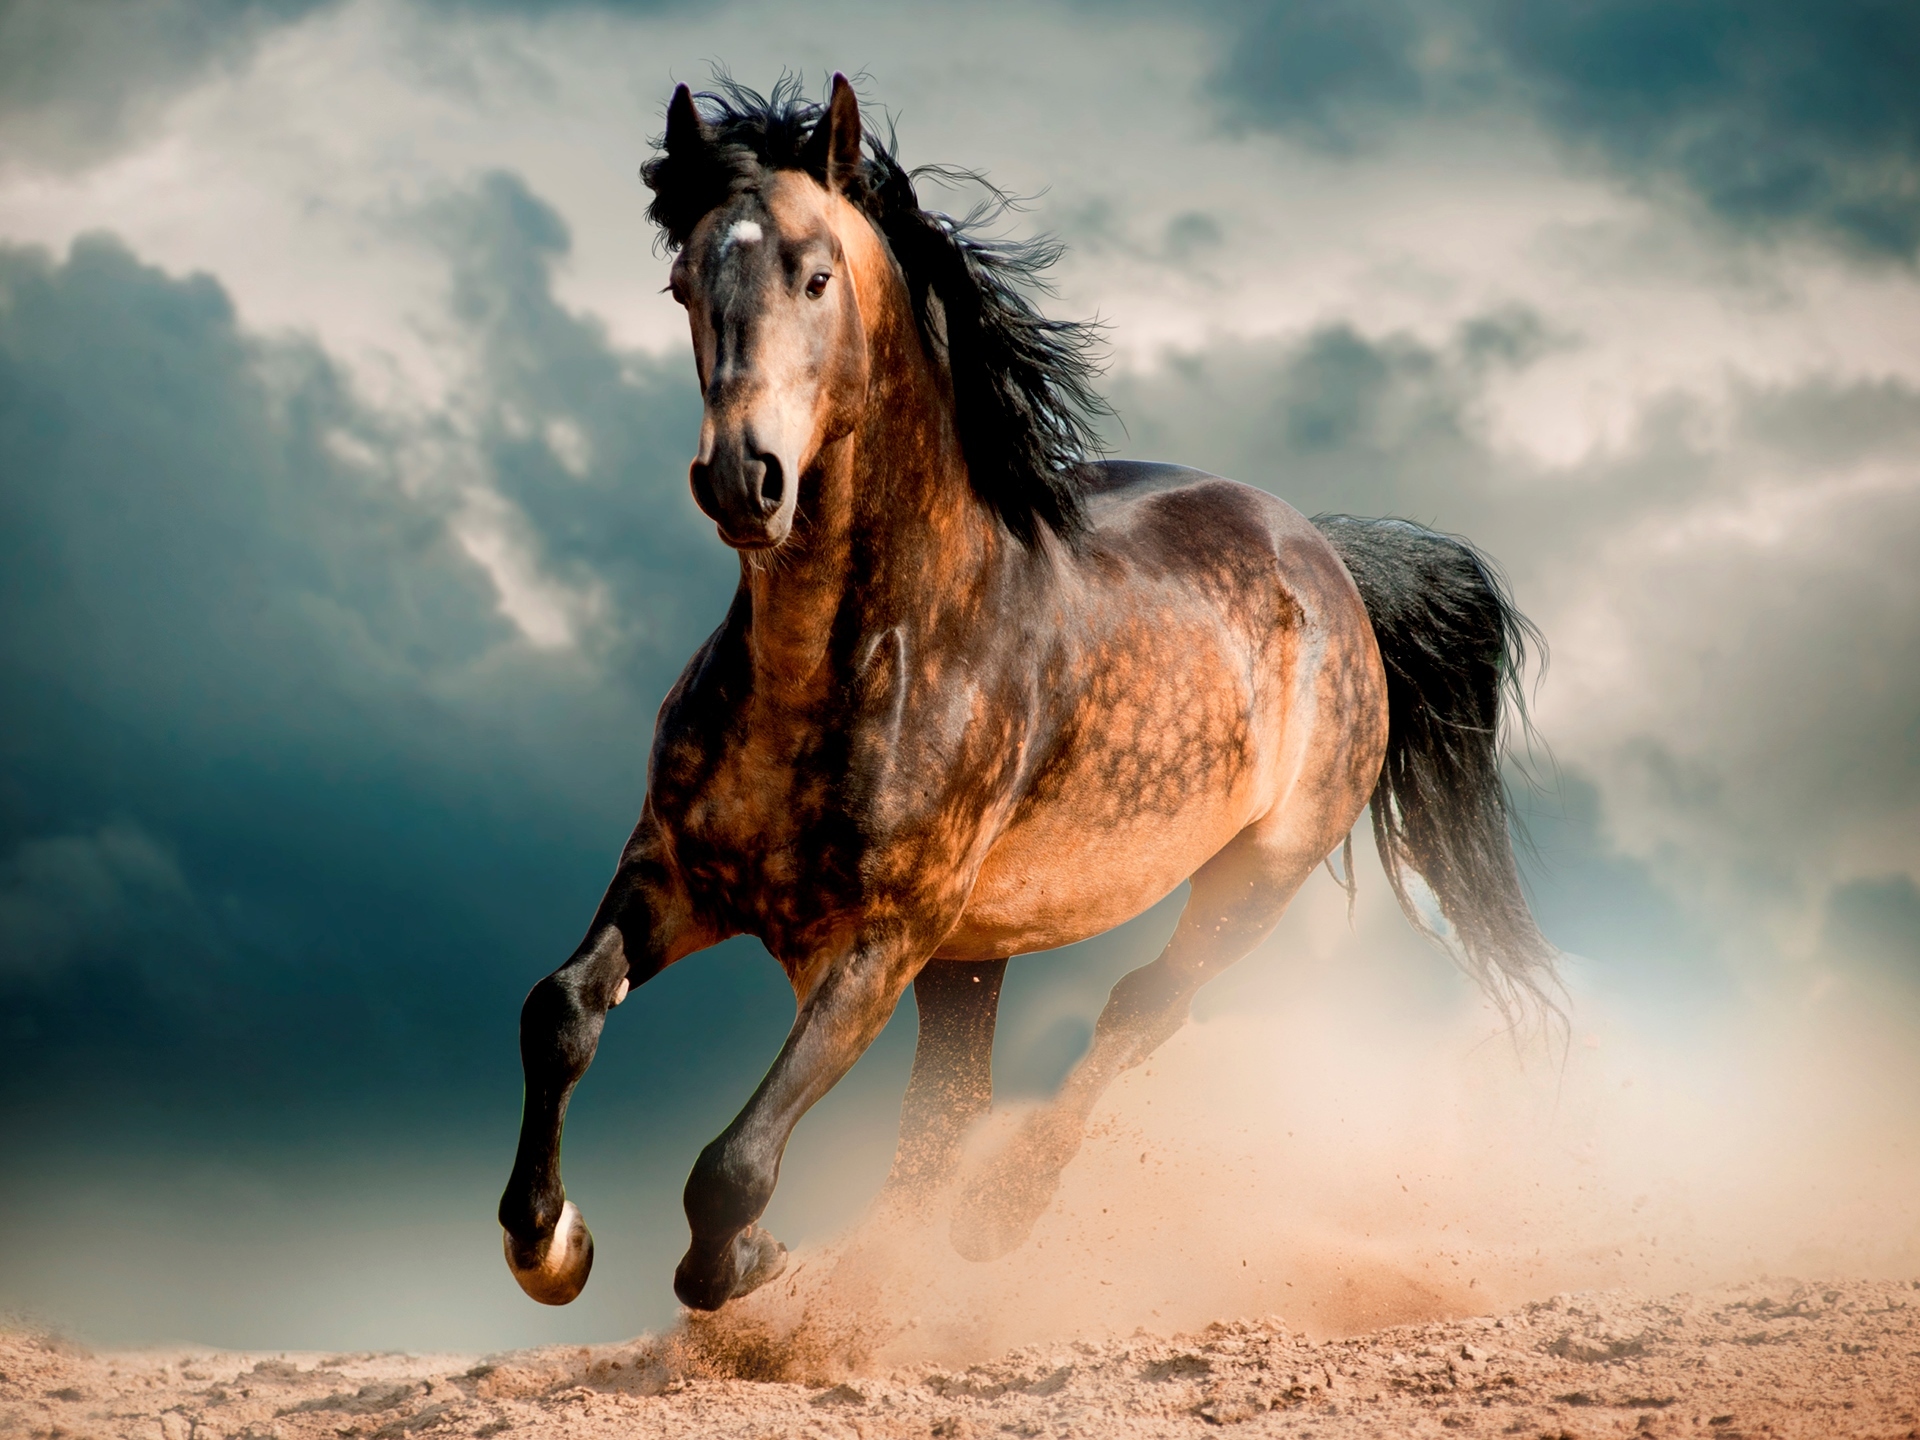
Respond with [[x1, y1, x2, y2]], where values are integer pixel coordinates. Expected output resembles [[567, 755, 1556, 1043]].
[[449, 483, 605, 650], [1538, 386, 1920, 952]]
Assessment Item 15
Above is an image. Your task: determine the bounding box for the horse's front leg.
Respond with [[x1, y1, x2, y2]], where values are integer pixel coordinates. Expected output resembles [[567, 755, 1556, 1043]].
[[674, 936, 923, 1311], [499, 816, 704, 1304]]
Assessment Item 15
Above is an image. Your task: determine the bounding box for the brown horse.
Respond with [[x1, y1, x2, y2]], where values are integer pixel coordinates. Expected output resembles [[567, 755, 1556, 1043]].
[[498, 75, 1556, 1313]]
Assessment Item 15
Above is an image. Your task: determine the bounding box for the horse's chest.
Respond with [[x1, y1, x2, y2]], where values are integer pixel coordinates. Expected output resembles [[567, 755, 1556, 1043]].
[[655, 687, 1003, 928], [660, 729, 838, 886]]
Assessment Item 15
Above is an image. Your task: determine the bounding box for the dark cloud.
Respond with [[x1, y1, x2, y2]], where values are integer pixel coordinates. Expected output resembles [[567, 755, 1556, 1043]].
[[1101, 311, 1548, 534], [1574, 376, 1920, 905], [1045, 197, 1233, 284], [425, 172, 722, 667], [0, 227, 434, 1104], [0, 0, 707, 170], [0, 170, 753, 1155], [1211, 0, 1920, 258], [1213, 0, 1440, 152], [427, 0, 700, 10], [1495, 0, 1920, 257], [0, 0, 332, 166], [1162, 211, 1226, 260]]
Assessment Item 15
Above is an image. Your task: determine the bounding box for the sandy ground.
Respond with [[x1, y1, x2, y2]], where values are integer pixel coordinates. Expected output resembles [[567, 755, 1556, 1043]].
[[7, 1276, 1918, 1440]]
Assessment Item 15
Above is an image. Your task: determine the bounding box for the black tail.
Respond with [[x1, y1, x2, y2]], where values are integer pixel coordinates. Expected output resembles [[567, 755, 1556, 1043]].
[[1312, 514, 1559, 1020]]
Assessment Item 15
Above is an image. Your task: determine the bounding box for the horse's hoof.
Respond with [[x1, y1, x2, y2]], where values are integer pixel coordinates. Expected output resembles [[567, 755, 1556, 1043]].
[[503, 1199, 594, 1305], [731, 1224, 789, 1298], [950, 1116, 1078, 1262], [674, 1224, 788, 1311], [949, 1175, 1055, 1262], [950, 1147, 1066, 1261]]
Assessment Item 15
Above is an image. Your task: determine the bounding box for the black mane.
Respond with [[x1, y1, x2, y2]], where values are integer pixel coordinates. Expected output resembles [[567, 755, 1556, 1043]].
[[641, 75, 1108, 547]]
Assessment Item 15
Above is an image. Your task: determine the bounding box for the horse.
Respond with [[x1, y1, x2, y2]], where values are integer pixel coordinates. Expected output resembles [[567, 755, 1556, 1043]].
[[498, 74, 1556, 1314]]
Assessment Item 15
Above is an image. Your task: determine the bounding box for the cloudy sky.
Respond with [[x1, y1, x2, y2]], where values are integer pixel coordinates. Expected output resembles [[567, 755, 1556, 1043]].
[[2, 0, 1917, 1352]]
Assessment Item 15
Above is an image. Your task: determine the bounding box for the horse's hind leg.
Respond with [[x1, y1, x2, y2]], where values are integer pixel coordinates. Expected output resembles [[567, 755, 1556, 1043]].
[[949, 832, 1320, 1262], [881, 958, 1008, 1204]]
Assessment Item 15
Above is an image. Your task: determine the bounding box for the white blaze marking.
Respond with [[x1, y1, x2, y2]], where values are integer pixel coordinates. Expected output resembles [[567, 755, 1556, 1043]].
[[724, 219, 763, 249]]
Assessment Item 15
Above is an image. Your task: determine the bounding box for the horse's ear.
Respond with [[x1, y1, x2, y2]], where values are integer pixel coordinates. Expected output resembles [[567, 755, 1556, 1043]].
[[803, 73, 862, 192], [665, 83, 710, 157]]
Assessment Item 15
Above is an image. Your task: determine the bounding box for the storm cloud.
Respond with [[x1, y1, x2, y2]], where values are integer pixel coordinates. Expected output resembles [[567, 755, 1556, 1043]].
[[1210, 0, 1920, 257], [0, 171, 748, 1132], [0, 0, 332, 166]]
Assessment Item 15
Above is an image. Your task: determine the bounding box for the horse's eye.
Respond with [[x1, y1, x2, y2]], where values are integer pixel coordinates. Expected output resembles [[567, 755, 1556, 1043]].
[[806, 271, 831, 299]]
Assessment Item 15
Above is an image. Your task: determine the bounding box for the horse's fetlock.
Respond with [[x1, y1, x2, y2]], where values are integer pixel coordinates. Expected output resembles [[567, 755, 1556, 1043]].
[[1096, 961, 1186, 1037], [685, 1140, 774, 1233], [498, 1185, 561, 1242]]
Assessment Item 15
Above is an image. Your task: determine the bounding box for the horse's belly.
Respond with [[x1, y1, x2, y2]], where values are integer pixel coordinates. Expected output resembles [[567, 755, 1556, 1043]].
[[935, 794, 1249, 959]]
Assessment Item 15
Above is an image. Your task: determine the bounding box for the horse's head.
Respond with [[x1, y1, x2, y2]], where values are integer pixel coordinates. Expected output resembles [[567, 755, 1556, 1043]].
[[646, 74, 1106, 554], [663, 76, 875, 551]]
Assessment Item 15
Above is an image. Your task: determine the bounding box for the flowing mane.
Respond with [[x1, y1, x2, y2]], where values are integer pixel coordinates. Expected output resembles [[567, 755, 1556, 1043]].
[[640, 75, 1109, 547]]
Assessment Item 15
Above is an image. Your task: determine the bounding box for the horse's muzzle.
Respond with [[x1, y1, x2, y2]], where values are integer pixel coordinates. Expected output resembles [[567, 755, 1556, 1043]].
[[690, 439, 793, 549]]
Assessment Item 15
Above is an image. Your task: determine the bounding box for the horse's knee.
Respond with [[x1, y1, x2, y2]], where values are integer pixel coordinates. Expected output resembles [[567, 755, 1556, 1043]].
[[519, 972, 602, 1075]]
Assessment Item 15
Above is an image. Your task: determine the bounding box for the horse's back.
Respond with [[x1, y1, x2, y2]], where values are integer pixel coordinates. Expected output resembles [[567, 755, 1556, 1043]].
[[938, 461, 1383, 960], [1078, 460, 1368, 643], [1081, 460, 1343, 577]]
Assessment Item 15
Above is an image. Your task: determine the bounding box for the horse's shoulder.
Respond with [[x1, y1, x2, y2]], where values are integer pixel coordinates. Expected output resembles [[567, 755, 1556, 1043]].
[[652, 603, 752, 778]]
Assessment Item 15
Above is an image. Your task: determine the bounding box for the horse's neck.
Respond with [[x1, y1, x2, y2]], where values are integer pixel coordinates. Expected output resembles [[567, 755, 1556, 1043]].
[[743, 318, 991, 701]]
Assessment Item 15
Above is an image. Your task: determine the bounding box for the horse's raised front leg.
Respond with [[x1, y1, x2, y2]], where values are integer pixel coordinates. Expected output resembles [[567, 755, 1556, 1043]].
[[881, 957, 1007, 1203], [674, 939, 923, 1311], [950, 835, 1319, 1262], [499, 816, 702, 1304]]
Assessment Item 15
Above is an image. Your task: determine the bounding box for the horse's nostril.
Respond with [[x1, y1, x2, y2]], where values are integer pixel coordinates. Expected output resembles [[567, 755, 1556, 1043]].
[[756, 452, 784, 511], [690, 460, 715, 511]]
